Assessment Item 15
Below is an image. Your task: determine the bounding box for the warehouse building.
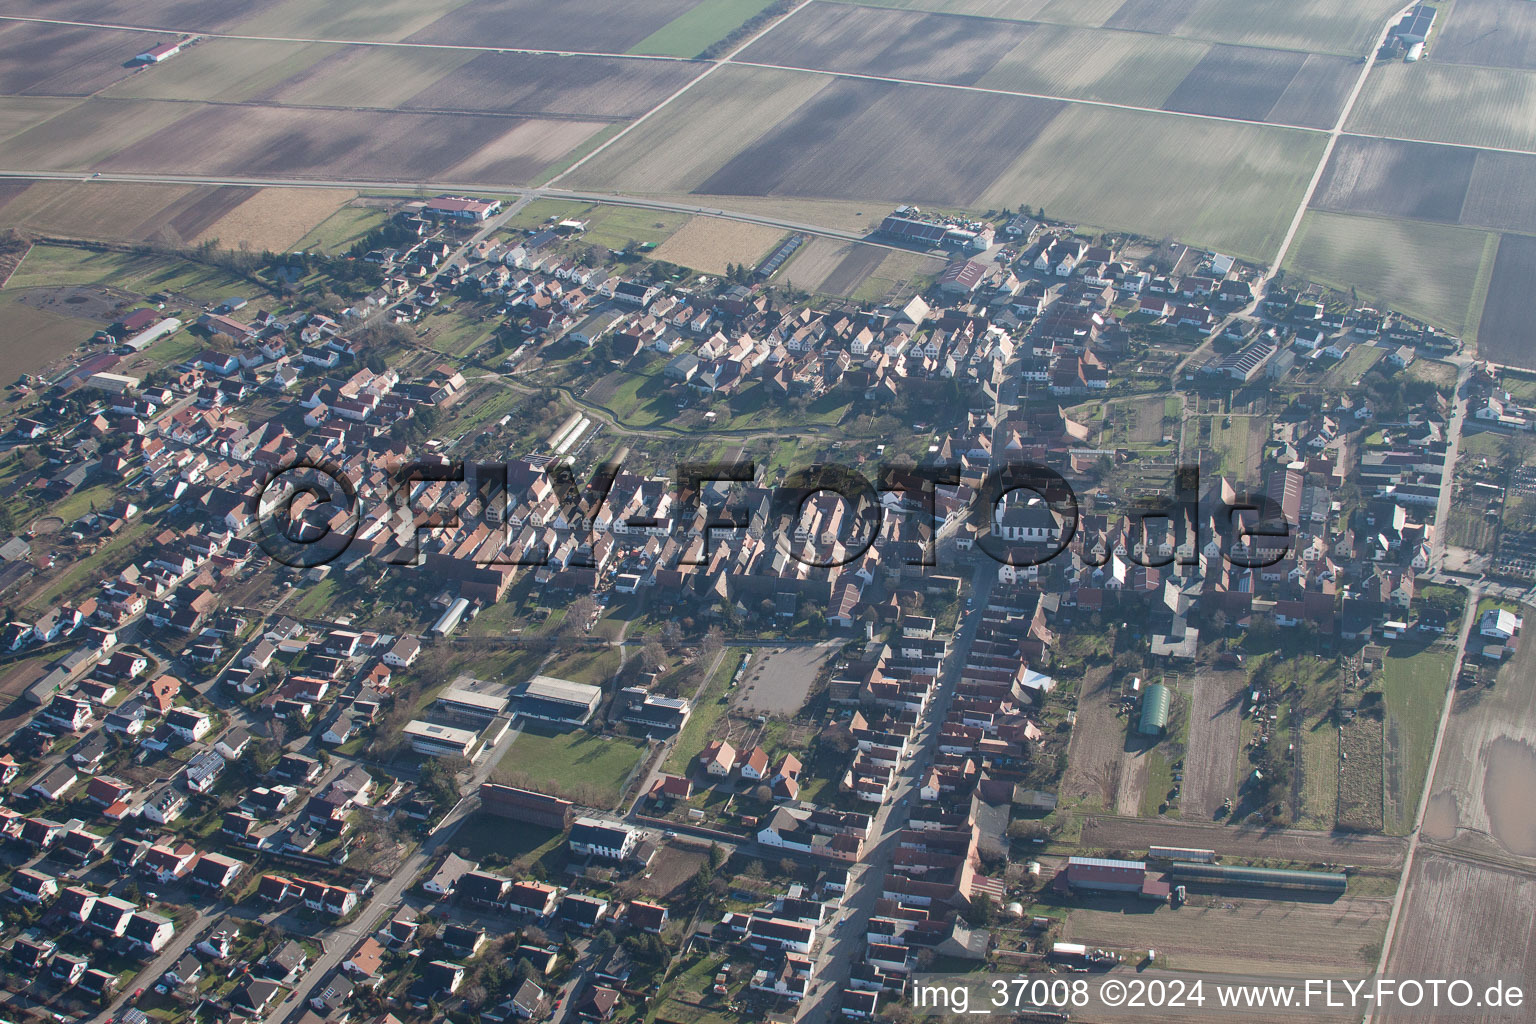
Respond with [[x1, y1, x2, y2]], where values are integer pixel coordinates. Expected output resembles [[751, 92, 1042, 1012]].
[[423, 195, 502, 222], [515, 675, 601, 725], [434, 677, 511, 723]]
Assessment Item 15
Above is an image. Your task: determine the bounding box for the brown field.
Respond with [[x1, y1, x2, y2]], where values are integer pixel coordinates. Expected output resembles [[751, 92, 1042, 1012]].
[[0, 181, 212, 241], [0, 21, 152, 95], [778, 236, 856, 292], [1312, 136, 1477, 225], [1062, 667, 1150, 817], [649, 216, 784, 274], [697, 78, 1064, 206], [1382, 852, 1536, 1023], [233, 0, 470, 42], [1103, 0, 1192, 34], [1430, 0, 1536, 72], [0, 293, 99, 380], [738, 3, 1033, 86], [1460, 150, 1536, 236], [679, 194, 896, 233], [99, 103, 603, 184], [102, 38, 341, 103], [1080, 815, 1408, 868], [1063, 894, 1390, 977], [1314, 136, 1536, 236], [1478, 234, 1536, 369], [817, 243, 889, 296], [0, 98, 198, 171], [194, 187, 355, 251], [1337, 713, 1385, 832], [1161, 46, 1355, 129], [1416, 618, 1536, 862], [398, 51, 703, 120], [407, 0, 702, 53], [0, 97, 80, 145], [0, 0, 279, 32], [262, 45, 475, 108], [1180, 667, 1245, 819]]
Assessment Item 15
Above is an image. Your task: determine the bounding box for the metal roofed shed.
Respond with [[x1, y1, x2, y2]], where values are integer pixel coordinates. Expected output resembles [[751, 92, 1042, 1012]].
[[1138, 682, 1171, 736], [1168, 862, 1347, 894]]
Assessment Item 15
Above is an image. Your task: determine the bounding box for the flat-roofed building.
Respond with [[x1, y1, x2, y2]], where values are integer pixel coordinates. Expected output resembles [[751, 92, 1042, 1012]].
[[403, 720, 478, 758], [516, 675, 601, 725]]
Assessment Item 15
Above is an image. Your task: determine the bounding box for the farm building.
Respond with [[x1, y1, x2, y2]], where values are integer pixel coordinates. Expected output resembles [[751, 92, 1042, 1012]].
[[1138, 683, 1171, 737], [423, 195, 502, 222], [1056, 857, 1170, 900], [123, 317, 182, 352], [1395, 4, 1437, 44], [1167, 862, 1347, 894], [136, 41, 183, 63], [515, 675, 601, 725], [1148, 846, 1215, 863]]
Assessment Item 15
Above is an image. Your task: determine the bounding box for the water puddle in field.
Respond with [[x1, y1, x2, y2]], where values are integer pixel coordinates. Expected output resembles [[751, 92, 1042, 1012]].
[[1482, 737, 1536, 856], [1422, 790, 1458, 841]]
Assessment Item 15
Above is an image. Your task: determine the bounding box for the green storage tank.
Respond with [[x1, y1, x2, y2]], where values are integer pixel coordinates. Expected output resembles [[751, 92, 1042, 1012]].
[[1139, 682, 1171, 736]]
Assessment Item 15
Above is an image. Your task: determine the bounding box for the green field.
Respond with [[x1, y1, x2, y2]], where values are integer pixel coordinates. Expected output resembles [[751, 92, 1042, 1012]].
[[492, 725, 647, 809], [1378, 645, 1455, 835], [1348, 63, 1536, 154], [631, 0, 779, 57], [664, 650, 745, 774], [980, 106, 1325, 261], [292, 204, 392, 255], [6, 244, 255, 304], [1285, 211, 1498, 341]]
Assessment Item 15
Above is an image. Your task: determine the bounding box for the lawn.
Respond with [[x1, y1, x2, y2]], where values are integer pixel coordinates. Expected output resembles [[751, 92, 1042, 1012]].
[[6, 243, 257, 306], [543, 645, 623, 687], [449, 812, 564, 870], [1285, 211, 1499, 342], [292, 204, 391, 255], [1377, 645, 1455, 835], [492, 724, 647, 809], [664, 649, 744, 774], [630, 0, 778, 56]]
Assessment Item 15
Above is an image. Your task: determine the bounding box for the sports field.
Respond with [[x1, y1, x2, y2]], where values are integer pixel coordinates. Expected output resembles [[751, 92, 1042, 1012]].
[[491, 725, 647, 809], [1284, 211, 1498, 341]]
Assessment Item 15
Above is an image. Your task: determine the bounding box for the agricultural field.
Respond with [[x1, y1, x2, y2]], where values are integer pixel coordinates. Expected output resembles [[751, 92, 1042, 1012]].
[[694, 78, 1064, 206], [1312, 135, 1536, 236], [976, 23, 1206, 106], [1419, 623, 1536, 860], [0, 21, 150, 96], [4, 243, 255, 304], [0, 98, 199, 171], [738, 3, 1036, 87], [1061, 666, 1149, 817], [630, 0, 780, 57], [289, 200, 390, 255], [1378, 645, 1456, 836], [1477, 233, 1536, 369], [1337, 712, 1385, 833], [1381, 854, 1536, 1024], [0, 181, 192, 241], [0, 96, 80, 144], [491, 724, 647, 809], [1161, 46, 1355, 129], [395, 51, 704, 120], [825, 0, 1125, 29], [777, 237, 942, 298], [405, 0, 703, 53], [1429, 0, 1536, 72], [230, 0, 472, 41], [0, 292, 100, 379], [101, 39, 340, 103], [650, 216, 785, 274], [1062, 895, 1390, 978], [97, 103, 604, 184], [262, 45, 475, 108], [1178, 667, 1246, 820], [1348, 62, 1536, 154], [1283, 211, 1498, 341], [0, 0, 279, 32], [980, 105, 1325, 260], [194, 187, 357, 251]]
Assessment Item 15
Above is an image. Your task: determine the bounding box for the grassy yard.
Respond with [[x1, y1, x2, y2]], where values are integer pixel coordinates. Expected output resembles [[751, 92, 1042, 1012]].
[[492, 724, 647, 809], [1377, 645, 1455, 834], [292, 204, 390, 255], [664, 649, 744, 774]]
